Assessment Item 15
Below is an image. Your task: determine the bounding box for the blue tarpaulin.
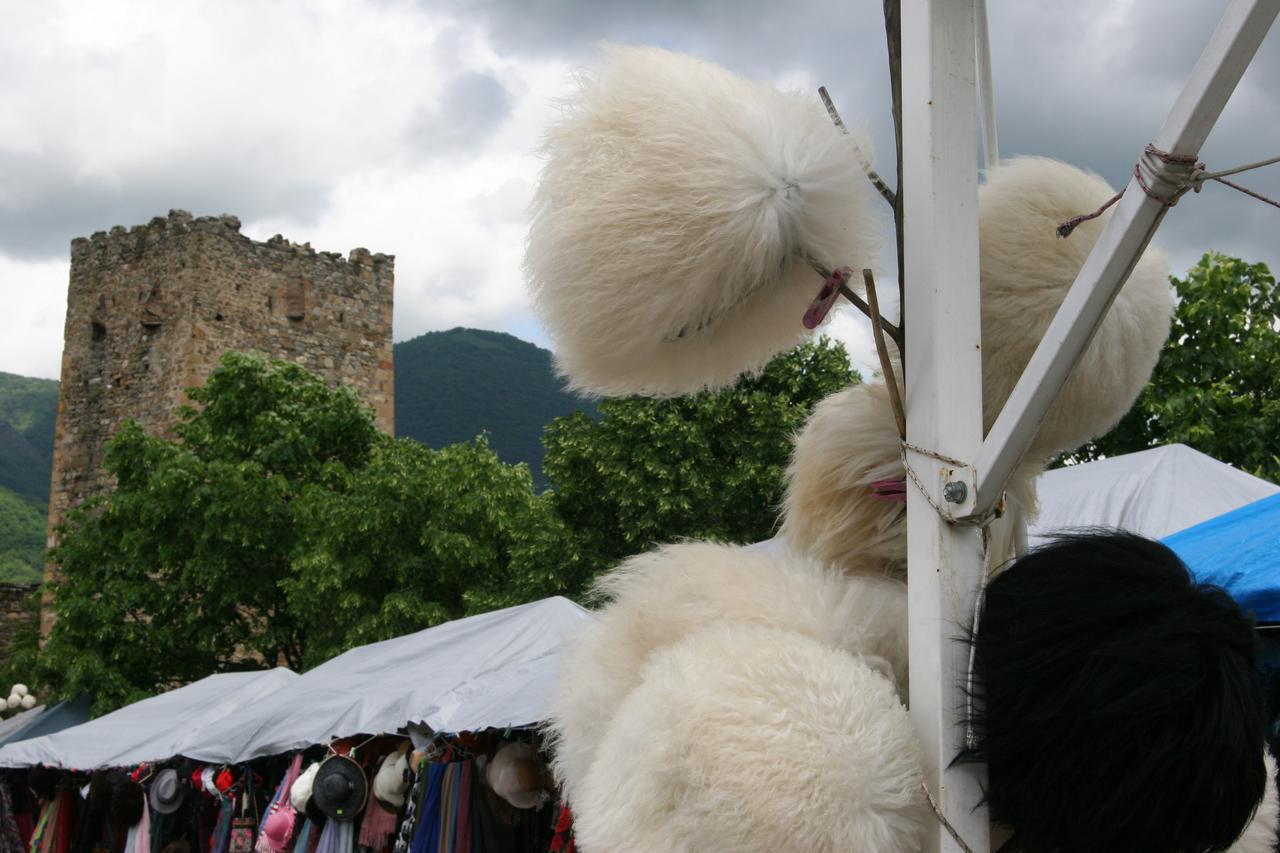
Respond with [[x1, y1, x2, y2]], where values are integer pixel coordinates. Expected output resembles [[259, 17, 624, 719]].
[[1164, 492, 1280, 623]]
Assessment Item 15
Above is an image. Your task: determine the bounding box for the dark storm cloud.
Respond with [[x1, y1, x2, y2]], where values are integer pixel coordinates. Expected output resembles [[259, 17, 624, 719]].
[[442, 0, 1278, 275], [0, 147, 330, 262], [407, 70, 515, 155]]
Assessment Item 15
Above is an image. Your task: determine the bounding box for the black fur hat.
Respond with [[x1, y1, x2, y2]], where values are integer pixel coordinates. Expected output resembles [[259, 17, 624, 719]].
[[26, 766, 59, 800], [966, 531, 1266, 853], [109, 773, 146, 827]]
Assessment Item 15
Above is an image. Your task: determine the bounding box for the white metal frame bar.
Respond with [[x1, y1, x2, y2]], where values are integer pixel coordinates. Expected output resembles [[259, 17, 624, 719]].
[[974, 0, 999, 171], [901, 1, 989, 850], [969, 0, 1278, 519], [904, 1, 1277, 851]]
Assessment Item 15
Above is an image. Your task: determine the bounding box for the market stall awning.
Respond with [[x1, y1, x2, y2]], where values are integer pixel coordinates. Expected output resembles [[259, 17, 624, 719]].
[[177, 596, 592, 765], [1164, 492, 1280, 623], [1029, 444, 1278, 547], [0, 668, 298, 769], [0, 694, 92, 749]]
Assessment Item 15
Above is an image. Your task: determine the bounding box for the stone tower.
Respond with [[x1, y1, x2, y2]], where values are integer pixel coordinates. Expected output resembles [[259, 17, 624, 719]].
[[44, 210, 394, 617]]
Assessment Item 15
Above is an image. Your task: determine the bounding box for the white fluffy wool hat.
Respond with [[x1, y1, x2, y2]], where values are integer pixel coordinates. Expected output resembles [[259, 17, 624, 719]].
[[979, 156, 1172, 461], [544, 540, 906, 809], [571, 622, 926, 853], [780, 158, 1172, 577], [779, 376, 1041, 579], [526, 45, 880, 397]]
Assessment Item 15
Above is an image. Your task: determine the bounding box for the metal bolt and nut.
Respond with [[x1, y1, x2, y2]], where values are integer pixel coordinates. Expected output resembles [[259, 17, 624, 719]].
[[943, 481, 968, 504]]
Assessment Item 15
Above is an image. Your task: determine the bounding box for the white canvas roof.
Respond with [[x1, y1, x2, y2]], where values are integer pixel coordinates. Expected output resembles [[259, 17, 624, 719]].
[[1028, 444, 1279, 547], [177, 595, 592, 764], [0, 668, 298, 769]]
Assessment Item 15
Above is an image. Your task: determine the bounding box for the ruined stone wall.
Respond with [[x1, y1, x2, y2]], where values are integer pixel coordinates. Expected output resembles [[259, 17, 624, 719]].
[[44, 210, 395, 625], [0, 583, 37, 662]]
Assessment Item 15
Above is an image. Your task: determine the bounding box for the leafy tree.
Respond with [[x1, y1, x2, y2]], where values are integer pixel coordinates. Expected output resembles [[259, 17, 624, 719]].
[[1072, 253, 1280, 481], [286, 436, 566, 667], [542, 338, 859, 586], [41, 352, 381, 710]]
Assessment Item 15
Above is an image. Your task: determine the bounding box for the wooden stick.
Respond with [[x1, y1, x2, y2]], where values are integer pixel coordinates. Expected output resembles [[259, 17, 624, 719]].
[[864, 268, 906, 439], [818, 86, 897, 207], [885, 0, 906, 347]]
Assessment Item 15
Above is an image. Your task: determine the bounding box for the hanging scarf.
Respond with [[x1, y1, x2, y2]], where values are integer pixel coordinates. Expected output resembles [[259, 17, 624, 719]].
[[133, 800, 151, 853], [0, 782, 24, 853], [26, 800, 51, 853], [390, 760, 425, 853], [449, 765, 470, 853], [209, 795, 234, 853], [355, 800, 396, 852]]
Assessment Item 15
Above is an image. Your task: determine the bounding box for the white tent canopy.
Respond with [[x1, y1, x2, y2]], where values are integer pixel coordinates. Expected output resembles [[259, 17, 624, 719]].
[[1028, 444, 1279, 548], [0, 668, 298, 769], [177, 596, 592, 765]]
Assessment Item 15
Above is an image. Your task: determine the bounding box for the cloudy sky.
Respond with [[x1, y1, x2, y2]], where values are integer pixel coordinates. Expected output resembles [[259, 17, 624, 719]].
[[2, 0, 1276, 381]]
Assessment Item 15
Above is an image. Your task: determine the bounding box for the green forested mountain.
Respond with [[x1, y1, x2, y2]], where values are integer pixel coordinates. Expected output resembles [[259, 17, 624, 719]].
[[0, 485, 44, 582], [393, 328, 596, 485], [0, 372, 57, 582], [0, 372, 58, 503]]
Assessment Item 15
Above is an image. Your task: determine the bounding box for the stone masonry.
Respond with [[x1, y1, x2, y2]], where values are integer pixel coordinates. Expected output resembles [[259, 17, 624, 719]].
[[43, 210, 394, 630]]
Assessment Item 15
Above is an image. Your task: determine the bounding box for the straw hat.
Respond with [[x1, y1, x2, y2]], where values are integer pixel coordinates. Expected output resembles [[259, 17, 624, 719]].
[[526, 44, 879, 397]]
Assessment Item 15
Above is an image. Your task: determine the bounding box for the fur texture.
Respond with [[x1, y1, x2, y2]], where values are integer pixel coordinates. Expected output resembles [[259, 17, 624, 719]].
[[572, 623, 925, 853], [525, 45, 879, 396], [544, 541, 907, 808], [1228, 751, 1280, 853], [781, 158, 1173, 577], [979, 157, 1173, 461], [968, 532, 1268, 853], [779, 376, 1040, 578]]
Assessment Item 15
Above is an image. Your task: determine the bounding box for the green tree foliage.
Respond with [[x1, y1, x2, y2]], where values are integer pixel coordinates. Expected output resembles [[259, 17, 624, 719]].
[[1073, 253, 1280, 481], [542, 338, 859, 584], [286, 436, 565, 668], [0, 371, 59, 503], [39, 339, 859, 711], [42, 352, 381, 710]]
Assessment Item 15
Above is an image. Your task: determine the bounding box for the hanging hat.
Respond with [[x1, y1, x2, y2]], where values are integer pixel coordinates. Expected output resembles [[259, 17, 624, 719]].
[[967, 532, 1267, 852], [261, 806, 297, 852], [371, 751, 410, 809], [485, 743, 546, 810], [200, 767, 218, 799], [214, 767, 234, 795], [977, 156, 1172, 462], [290, 761, 321, 812], [311, 756, 367, 822], [525, 44, 880, 397], [109, 773, 145, 827], [148, 768, 185, 815]]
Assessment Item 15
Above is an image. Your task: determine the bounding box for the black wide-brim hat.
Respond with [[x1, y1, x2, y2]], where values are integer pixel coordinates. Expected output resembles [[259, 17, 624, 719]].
[[311, 756, 367, 822]]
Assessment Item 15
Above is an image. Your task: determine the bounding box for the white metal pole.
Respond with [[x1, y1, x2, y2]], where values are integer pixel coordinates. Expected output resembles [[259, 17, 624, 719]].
[[975, 0, 999, 171], [969, 0, 1278, 519], [901, 0, 989, 850]]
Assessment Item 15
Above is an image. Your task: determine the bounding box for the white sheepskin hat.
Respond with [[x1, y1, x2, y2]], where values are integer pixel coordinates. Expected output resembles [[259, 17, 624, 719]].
[[571, 622, 926, 853], [980, 156, 1173, 461], [1228, 751, 1279, 853], [544, 540, 906, 806], [779, 375, 1042, 578], [526, 44, 880, 397], [780, 158, 1173, 577]]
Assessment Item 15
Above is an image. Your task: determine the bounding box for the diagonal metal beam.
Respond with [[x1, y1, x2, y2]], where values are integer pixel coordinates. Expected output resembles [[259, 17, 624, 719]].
[[968, 0, 1279, 521]]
